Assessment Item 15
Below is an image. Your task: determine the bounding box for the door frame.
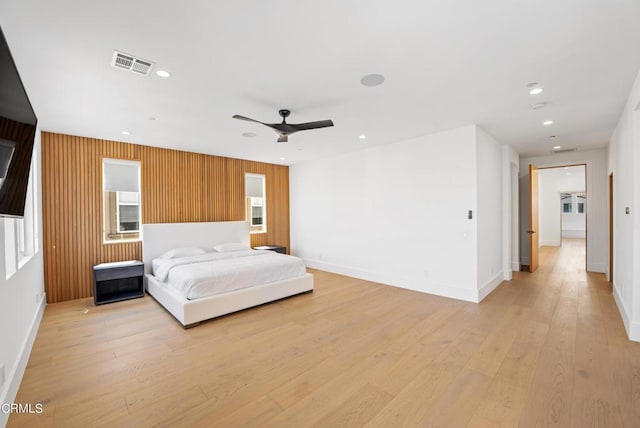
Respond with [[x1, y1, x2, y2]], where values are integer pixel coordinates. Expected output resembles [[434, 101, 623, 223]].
[[609, 173, 613, 282], [529, 163, 588, 272], [528, 164, 539, 272]]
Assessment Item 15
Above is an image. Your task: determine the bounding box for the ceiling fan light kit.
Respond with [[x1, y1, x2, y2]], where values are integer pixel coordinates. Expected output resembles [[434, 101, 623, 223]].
[[232, 109, 334, 143]]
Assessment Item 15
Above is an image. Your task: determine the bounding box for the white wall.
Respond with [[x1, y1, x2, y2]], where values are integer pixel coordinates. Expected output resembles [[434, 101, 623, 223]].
[[608, 68, 640, 342], [538, 166, 585, 246], [291, 125, 511, 303], [519, 148, 608, 273], [476, 127, 504, 299], [0, 131, 45, 427], [291, 125, 479, 301], [510, 161, 520, 272]]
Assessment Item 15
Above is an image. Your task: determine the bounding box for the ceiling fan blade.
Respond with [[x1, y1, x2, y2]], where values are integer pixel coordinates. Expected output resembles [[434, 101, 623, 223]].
[[232, 114, 264, 124], [289, 120, 334, 131], [267, 122, 297, 134], [233, 112, 333, 141]]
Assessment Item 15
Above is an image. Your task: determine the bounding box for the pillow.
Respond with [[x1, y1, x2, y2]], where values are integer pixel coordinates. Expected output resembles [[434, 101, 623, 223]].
[[158, 247, 207, 259], [213, 243, 251, 253]]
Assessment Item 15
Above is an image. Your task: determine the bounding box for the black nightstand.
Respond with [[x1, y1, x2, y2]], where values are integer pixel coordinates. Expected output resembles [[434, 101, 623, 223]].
[[93, 260, 144, 305], [253, 245, 287, 254]]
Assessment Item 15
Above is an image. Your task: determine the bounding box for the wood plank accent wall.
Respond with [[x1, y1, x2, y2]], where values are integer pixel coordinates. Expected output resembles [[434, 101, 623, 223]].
[[42, 132, 290, 303]]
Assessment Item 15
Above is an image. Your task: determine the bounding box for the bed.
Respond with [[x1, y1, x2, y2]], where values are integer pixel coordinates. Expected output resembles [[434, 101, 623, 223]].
[[142, 221, 313, 328]]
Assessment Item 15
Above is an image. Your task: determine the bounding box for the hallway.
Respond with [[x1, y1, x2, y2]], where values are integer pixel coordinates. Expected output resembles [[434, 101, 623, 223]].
[[539, 238, 586, 272], [511, 237, 639, 426]]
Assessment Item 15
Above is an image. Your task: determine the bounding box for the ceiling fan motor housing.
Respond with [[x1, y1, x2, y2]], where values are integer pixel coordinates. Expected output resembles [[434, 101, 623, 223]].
[[278, 109, 291, 120]]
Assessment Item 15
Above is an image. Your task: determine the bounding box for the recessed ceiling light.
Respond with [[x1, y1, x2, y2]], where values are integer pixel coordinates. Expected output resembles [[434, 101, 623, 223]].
[[543, 120, 553, 126], [242, 132, 256, 138], [526, 82, 538, 88], [532, 102, 547, 110], [361, 74, 385, 87], [549, 135, 557, 140], [359, 135, 366, 139], [156, 70, 171, 78], [280, 157, 286, 161], [529, 87, 543, 95], [553, 145, 561, 150], [121, 131, 130, 135]]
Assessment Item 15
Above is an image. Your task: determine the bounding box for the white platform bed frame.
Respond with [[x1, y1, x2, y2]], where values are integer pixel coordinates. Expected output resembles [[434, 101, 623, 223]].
[[142, 221, 313, 328]]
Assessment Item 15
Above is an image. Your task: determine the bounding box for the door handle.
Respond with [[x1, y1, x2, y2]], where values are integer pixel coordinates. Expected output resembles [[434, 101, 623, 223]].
[[527, 230, 536, 234]]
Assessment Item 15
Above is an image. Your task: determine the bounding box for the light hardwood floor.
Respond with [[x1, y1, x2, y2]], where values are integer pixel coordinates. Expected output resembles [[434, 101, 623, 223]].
[[9, 239, 640, 427]]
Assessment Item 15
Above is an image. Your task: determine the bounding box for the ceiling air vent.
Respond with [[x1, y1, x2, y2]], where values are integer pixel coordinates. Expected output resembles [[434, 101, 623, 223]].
[[553, 148, 577, 154], [111, 51, 154, 76]]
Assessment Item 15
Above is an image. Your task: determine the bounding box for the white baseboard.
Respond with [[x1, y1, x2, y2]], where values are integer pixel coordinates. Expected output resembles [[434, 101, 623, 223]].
[[478, 272, 504, 302], [304, 259, 480, 303], [632, 321, 640, 342], [0, 293, 46, 427], [612, 284, 640, 342], [511, 261, 520, 271]]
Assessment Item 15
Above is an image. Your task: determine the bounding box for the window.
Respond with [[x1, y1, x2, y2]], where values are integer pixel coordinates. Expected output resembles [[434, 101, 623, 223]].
[[245, 173, 266, 233], [117, 192, 140, 232], [4, 148, 38, 278], [561, 192, 586, 215], [17, 218, 25, 254], [577, 194, 586, 214], [250, 197, 264, 227], [561, 193, 572, 213], [103, 159, 141, 243]]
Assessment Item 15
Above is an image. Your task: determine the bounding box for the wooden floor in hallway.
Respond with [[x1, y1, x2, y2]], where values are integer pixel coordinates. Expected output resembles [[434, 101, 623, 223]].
[[9, 238, 640, 427]]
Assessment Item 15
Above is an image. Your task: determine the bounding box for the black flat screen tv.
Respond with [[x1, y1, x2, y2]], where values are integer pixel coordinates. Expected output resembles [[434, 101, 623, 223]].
[[0, 26, 37, 218]]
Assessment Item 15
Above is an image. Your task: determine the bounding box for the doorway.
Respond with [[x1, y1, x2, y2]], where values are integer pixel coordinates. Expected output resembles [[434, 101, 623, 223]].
[[527, 164, 587, 272]]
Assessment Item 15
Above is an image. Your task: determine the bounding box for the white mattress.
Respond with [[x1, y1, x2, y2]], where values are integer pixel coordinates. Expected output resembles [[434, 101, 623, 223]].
[[151, 249, 307, 300]]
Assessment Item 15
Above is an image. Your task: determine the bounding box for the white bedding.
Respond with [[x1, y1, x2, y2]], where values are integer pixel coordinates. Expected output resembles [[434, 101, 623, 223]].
[[151, 249, 307, 300]]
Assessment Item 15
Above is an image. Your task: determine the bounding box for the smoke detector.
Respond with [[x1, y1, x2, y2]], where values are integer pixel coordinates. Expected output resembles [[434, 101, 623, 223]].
[[111, 51, 154, 75]]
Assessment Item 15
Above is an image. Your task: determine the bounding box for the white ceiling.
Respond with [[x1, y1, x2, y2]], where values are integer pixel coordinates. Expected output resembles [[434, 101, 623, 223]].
[[1, 0, 639, 165]]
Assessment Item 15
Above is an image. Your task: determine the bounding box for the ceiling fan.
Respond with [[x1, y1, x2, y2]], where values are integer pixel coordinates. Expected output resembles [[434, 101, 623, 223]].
[[232, 109, 334, 143]]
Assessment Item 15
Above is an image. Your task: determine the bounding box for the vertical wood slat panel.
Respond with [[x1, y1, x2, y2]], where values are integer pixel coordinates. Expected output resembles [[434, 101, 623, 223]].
[[41, 132, 290, 303]]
